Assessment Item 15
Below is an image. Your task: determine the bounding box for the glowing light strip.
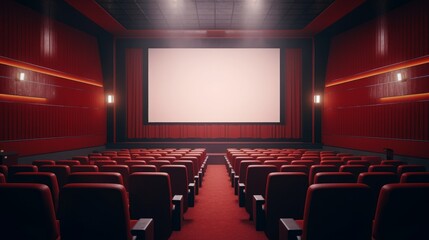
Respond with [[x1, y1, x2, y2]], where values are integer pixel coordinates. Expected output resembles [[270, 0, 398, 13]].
[[0, 56, 103, 87], [0, 93, 47, 103], [380, 92, 429, 102], [326, 55, 429, 87]]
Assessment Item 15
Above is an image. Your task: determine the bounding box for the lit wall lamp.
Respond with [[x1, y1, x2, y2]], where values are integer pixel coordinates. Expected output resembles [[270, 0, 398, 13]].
[[107, 94, 114, 104], [396, 72, 406, 82], [314, 94, 321, 104], [18, 72, 25, 81]]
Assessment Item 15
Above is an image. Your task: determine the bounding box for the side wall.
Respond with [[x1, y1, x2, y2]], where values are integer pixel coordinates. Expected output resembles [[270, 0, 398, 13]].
[[0, 1, 106, 156], [323, 0, 429, 158]]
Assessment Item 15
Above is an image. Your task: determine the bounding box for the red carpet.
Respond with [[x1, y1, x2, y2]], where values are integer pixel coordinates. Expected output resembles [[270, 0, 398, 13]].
[[170, 165, 267, 240]]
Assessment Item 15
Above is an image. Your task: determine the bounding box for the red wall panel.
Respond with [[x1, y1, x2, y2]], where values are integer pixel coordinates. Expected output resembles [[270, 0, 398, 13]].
[[126, 48, 302, 139], [0, 1, 106, 156], [323, 0, 429, 158]]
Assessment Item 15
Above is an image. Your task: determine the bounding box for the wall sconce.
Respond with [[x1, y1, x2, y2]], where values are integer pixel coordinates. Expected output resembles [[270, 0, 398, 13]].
[[107, 94, 114, 104], [314, 95, 321, 104], [18, 72, 25, 81], [396, 72, 406, 82]]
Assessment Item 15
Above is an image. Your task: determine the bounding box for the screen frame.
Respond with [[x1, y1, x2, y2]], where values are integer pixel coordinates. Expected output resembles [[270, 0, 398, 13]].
[[142, 39, 285, 125]]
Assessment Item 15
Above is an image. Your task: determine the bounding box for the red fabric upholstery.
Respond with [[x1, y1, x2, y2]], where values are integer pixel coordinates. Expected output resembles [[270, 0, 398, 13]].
[[339, 165, 368, 178], [309, 165, 339, 185], [93, 160, 117, 168], [172, 160, 195, 183], [301, 184, 372, 240], [68, 172, 123, 185], [8, 165, 38, 181], [373, 183, 429, 240], [0, 165, 8, 178], [264, 172, 308, 240], [160, 165, 189, 212], [129, 172, 173, 240], [357, 172, 399, 218], [100, 165, 130, 190], [381, 160, 406, 167], [59, 183, 133, 240], [341, 156, 361, 163], [400, 172, 429, 183], [32, 160, 55, 168], [368, 165, 397, 173], [70, 165, 99, 173], [123, 160, 146, 167], [149, 160, 171, 171], [11, 172, 59, 213], [280, 165, 309, 175], [300, 156, 321, 164], [238, 160, 261, 184], [0, 183, 59, 240], [55, 160, 80, 167], [130, 165, 157, 173], [111, 156, 131, 165], [361, 156, 382, 165], [38, 165, 70, 189], [245, 165, 277, 215], [71, 156, 89, 165], [0, 173, 5, 183], [397, 164, 426, 174], [320, 160, 343, 168], [291, 160, 314, 168], [346, 160, 371, 167], [263, 160, 289, 171], [313, 172, 356, 184]]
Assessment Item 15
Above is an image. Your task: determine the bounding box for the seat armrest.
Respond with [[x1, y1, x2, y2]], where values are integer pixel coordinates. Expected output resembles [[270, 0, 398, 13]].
[[234, 176, 239, 195], [188, 183, 195, 207], [198, 171, 203, 186], [230, 170, 235, 187], [279, 218, 302, 240], [172, 195, 183, 231], [253, 195, 265, 230], [194, 176, 200, 194], [131, 218, 154, 240], [238, 183, 245, 207]]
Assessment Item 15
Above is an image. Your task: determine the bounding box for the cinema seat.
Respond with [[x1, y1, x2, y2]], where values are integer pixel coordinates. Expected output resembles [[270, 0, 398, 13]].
[[124, 160, 147, 167], [346, 160, 371, 167], [129, 172, 183, 240], [361, 156, 382, 165], [357, 172, 398, 218], [59, 183, 153, 240], [55, 160, 80, 168], [93, 160, 117, 168], [100, 165, 130, 190], [368, 165, 397, 173], [8, 165, 38, 181], [71, 156, 89, 165], [381, 160, 406, 167], [339, 165, 368, 178], [161, 165, 194, 210], [280, 165, 309, 175], [130, 165, 157, 173], [253, 172, 308, 239], [263, 160, 289, 171], [341, 156, 361, 163], [68, 172, 124, 186], [236, 160, 261, 196], [32, 160, 55, 168], [400, 172, 429, 183], [0, 173, 5, 183], [320, 160, 343, 168], [300, 156, 320, 164], [291, 160, 314, 168], [11, 172, 59, 213], [71, 165, 99, 173], [149, 160, 171, 171], [313, 172, 356, 184], [172, 160, 199, 195], [39, 165, 71, 189], [397, 164, 426, 175], [0, 183, 59, 240], [372, 183, 429, 240], [308, 165, 338, 185], [242, 165, 277, 219], [280, 184, 372, 240], [0, 165, 8, 178], [111, 156, 131, 165]]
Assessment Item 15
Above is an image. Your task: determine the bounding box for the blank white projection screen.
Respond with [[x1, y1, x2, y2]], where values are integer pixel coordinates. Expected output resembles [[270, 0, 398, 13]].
[[148, 48, 280, 123]]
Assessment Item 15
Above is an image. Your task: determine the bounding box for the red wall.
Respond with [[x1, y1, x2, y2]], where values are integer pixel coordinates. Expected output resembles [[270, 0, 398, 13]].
[[125, 48, 302, 139], [0, 1, 106, 156], [323, 0, 429, 158]]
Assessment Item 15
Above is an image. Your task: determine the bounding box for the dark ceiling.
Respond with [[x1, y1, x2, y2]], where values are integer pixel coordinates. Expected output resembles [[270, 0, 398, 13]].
[[95, 0, 335, 30]]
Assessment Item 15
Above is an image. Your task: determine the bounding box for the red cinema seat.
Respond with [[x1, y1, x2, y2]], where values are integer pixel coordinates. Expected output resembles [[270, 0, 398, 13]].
[[263, 160, 289, 171], [0, 183, 59, 240], [129, 173, 183, 240], [130, 165, 157, 173], [361, 156, 382, 165], [70, 165, 99, 173], [236, 160, 261, 195], [38, 165, 70, 189], [368, 165, 397, 173], [280, 184, 372, 240], [8, 165, 38, 181], [313, 172, 356, 184], [346, 160, 371, 167], [357, 172, 398, 218], [93, 160, 117, 168], [100, 165, 130, 190], [71, 156, 89, 165], [381, 160, 406, 167], [291, 160, 315, 168], [172, 160, 198, 194], [0, 173, 5, 183], [280, 165, 309, 175], [55, 160, 80, 168], [32, 160, 55, 168], [0, 165, 8, 178], [149, 160, 171, 171], [400, 172, 429, 183], [253, 172, 308, 239], [339, 164, 368, 178], [372, 183, 429, 240], [320, 160, 343, 168], [124, 160, 147, 167], [397, 164, 426, 175], [309, 165, 338, 185], [11, 172, 59, 213], [111, 156, 132, 165], [68, 172, 123, 186], [160, 165, 193, 210], [341, 156, 361, 163], [59, 183, 153, 240]]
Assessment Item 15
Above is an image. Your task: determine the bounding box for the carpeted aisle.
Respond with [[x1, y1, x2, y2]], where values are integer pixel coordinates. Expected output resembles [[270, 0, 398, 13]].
[[170, 165, 267, 240]]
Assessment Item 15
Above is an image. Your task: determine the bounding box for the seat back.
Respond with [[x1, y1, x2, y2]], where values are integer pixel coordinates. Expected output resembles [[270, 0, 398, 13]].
[[172, 160, 195, 183], [100, 165, 130, 189], [39, 165, 71, 189], [339, 165, 368, 178], [71, 156, 89, 165], [11, 172, 59, 213], [346, 160, 371, 167], [302, 184, 372, 240], [381, 160, 406, 167], [0, 173, 5, 183], [313, 172, 356, 184], [309, 165, 338, 185], [149, 160, 171, 171], [129, 172, 172, 240], [71, 165, 99, 173], [55, 160, 80, 167], [265, 173, 308, 240], [368, 165, 397, 173], [0, 165, 8, 178], [68, 172, 123, 185], [32, 160, 55, 168], [0, 183, 59, 240], [361, 156, 382, 165], [263, 160, 288, 171], [245, 165, 277, 214], [160, 165, 189, 211], [397, 164, 426, 175], [93, 160, 117, 168], [320, 160, 343, 168], [124, 160, 147, 167], [239, 160, 261, 184], [130, 165, 157, 173], [373, 183, 429, 240], [400, 172, 429, 183], [8, 165, 38, 181], [59, 183, 132, 240], [280, 165, 309, 175], [357, 172, 398, 218], [291, 160, 314, 168]]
